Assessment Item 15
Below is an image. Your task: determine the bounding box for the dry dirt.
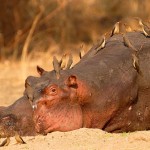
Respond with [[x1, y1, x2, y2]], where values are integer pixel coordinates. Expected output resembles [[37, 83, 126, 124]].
[[0, 55, 150, 150]]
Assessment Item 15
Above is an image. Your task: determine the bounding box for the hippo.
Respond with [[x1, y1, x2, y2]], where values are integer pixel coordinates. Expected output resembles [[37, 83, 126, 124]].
[[0, 96, 36, 146], [24, 31, 150, 134], [0, 97, 36, 137], [0, 67, 59, 146], [0, 65, 59, 139], [0, 66, 60, 146], [1, 30, 150, 140]]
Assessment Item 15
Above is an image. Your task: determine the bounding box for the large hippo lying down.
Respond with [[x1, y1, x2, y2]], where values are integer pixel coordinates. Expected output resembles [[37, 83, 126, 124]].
[[0, 31, 150, 140]]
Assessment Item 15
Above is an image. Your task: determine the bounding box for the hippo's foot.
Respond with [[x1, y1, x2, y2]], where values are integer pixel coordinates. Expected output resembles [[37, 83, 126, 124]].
[[0, 137, 10, 147]]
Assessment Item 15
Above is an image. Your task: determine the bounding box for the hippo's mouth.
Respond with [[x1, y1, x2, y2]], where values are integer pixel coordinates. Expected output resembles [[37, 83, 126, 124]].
[[33, 103, 83, 134]]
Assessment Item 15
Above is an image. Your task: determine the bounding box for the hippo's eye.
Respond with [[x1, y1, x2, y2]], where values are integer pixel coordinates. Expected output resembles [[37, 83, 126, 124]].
[[49, 87, 57, 95], [52, 88, 56, 92], [51, 88, 57, 94], [44, 85, 58, 95]]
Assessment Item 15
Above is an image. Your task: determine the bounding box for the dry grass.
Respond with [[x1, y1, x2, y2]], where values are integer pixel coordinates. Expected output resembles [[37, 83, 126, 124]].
[[1, 0, 150, 61]]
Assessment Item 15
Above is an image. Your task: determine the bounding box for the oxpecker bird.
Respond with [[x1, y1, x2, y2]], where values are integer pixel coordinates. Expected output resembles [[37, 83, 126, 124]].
[[82, 35, 106, 58], [92, 35, 106, 55], [66, 53, 73, 69], [15, 132, 26, 144], [132, 52, 140, 74], [53, 56, 61, 79], [111, 22, 120, 36], [137, 18, 150, 37], [79, 45, 85, 59], [60, 54, 67, 70], [123, 34, 138, 51], [0, 137, 10, 147]]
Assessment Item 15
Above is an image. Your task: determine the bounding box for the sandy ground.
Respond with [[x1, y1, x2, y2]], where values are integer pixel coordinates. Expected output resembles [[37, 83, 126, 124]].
[[0, 57, 150, 150]]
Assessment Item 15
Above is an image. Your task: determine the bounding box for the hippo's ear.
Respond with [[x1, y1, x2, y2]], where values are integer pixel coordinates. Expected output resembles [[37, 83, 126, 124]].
[[67, 75, 78, 88], [37, 65, 45, 76]]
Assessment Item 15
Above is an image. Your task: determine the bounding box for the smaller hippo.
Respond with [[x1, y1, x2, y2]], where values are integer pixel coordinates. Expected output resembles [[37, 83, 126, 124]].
[[0, 66, 55, 140], [0, 97, 36, 138]]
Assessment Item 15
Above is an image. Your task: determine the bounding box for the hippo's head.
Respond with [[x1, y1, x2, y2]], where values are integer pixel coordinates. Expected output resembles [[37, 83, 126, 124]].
[[28, 74, 91, 134], [24, 58, 91, 134]]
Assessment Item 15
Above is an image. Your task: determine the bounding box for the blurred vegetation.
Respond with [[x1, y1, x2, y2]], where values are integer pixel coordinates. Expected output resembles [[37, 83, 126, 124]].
[[0, 0, 150, 61]]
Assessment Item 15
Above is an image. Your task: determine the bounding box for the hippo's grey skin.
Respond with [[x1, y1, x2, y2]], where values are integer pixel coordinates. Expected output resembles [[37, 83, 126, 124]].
[[25, 32, 150, 134]]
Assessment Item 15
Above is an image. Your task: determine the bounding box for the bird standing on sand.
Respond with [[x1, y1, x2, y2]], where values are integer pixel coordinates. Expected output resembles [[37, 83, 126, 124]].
[[0, 133, 26, 147], [15, 132, 26, 144], [0, 137, 10, 147]]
